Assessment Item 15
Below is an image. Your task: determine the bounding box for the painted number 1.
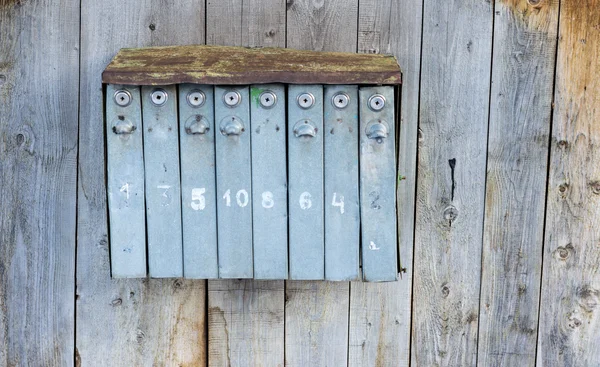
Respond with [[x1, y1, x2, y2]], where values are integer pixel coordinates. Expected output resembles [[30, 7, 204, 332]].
[[223, 189, 249, 208]]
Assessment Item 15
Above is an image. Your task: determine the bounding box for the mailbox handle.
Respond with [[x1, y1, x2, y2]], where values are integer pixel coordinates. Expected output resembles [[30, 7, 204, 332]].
[[112, 119, 136, 134], [220, 116, 244, 136], [293, 120, 317, 138], [366, 120, 389, 140], [186, 115, 209, 135]]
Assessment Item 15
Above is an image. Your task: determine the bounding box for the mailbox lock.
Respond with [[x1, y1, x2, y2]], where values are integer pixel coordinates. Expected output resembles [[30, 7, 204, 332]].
[[332, 93, 350, 109], [150, 88, 168, 106], [223, 90, 241, 107], [187, 90, 206, 107], [293, 119, 317, 138], [185, 115, 210, 135], [366, 119, 389, 142], [114, 90, 132, 107], [368, 94, 386, 111], [259, 91, 277, 108], [297, 92, 315, 109], [220, 116, 245, 136]]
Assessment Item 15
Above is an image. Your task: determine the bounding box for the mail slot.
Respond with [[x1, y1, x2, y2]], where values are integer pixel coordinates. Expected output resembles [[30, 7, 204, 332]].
[[103, 45, 401, 281]]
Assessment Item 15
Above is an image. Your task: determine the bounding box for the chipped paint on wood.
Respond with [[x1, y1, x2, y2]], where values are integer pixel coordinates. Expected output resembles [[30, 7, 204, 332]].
[[102, 45, 402, 85]]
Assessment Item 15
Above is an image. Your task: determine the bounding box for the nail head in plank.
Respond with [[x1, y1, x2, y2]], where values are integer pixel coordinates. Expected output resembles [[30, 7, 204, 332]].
[[142, 84, 184, 278]]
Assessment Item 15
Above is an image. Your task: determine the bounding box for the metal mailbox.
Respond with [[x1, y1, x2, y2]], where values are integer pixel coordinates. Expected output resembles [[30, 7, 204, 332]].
[[103, 45, 402, 281]]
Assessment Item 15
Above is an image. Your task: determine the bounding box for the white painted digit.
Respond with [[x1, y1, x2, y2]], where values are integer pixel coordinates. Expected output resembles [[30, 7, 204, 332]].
[[331, 192, 345, 214], [120, 182, 130, 200], [368, 241, 380, 250], [191, 188, 206, 211], [157, 185, 171, 206], [236, 189, 249, 207], [261, 191, 274, 209], [223, 189, 231, 207], [299, 192, 312, 210]]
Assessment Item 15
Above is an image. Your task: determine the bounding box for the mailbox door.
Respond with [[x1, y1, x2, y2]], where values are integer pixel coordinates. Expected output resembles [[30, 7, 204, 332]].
[[288, 85, 325, 280], [106, 85, 147, 278], [251, 84, 288, 279], [215, 86, 253, 278], [179, 84, 218, 279]]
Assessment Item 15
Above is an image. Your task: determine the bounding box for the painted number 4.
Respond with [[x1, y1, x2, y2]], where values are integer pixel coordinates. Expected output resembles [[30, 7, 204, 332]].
[[331, 192, 344, 214]]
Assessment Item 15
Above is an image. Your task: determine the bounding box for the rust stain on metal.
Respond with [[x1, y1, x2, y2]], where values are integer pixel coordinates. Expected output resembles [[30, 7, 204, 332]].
[[102, 45, 402, 86]]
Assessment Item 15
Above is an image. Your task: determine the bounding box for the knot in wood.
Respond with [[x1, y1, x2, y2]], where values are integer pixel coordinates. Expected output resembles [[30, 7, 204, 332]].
[[589, 181, 600, 195], [441, 285, 450, 298]]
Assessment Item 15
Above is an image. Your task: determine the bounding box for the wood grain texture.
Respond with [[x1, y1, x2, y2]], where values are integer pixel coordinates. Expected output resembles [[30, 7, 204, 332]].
[[206, 1, 286, 364], [285, 0, 357, 364], [76, 1, 207, 365], [477, 1, 558, 366], [0, 0, 79, 365], [349, 0, 423, 364], [208, 280, 285, 367], [411, 0, 493, 365], [538, 1, 600, 365], [285, 281, 350, 366], [102, 45, 401, 86]]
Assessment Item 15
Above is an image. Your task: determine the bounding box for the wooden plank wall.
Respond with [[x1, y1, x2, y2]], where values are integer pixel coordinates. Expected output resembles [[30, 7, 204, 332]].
[[1, 0, 600, 366]]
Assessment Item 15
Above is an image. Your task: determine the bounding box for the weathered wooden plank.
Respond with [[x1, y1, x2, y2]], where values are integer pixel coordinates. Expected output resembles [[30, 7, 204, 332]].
[[106, 85, 147, 278], [142, 85, 183, 278], [349, 0, 423, 364], [324, 85, 360, 281], [359, 86, 397, 282], [477, 1, 559, 366], [537, 1, 600, 366], [208, 280, 285, 367], [214, 85, 253, 279], [102, 45, 401, 86], [285, 0, 357, 364], [285, 281, 350, 366], [206, 2, 286, 365], [179, 84, 218, 279], [76, 1, 207, 365], [251, 84, 288, 280], [288, 84, 325, 280], [0, 0, 78, 365], [411, 0, 493, 365]]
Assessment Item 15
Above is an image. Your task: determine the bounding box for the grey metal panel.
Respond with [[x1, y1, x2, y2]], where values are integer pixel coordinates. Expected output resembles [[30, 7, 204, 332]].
[[250, 84, 288, 279], [324, 85, 360, 281], [106, 84, 147, 278], [178, 84, 218, 279], [142, 85, 183, 278], [359, 86, 398, 281], [287, 84, 324, 280], [215, 86, 253, 278]]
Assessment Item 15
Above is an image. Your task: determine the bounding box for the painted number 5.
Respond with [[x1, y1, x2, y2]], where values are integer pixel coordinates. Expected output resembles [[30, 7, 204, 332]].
[[191, 188, 206, 211]]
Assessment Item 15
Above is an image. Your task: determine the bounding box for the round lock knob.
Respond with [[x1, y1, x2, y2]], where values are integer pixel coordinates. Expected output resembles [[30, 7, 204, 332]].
[[220, 116, 245, 136], [293, 120, 317, 138]]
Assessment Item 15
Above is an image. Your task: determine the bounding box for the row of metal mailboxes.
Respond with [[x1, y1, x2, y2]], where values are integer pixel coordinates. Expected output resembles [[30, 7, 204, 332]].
[[106, 83, 398, 282]]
